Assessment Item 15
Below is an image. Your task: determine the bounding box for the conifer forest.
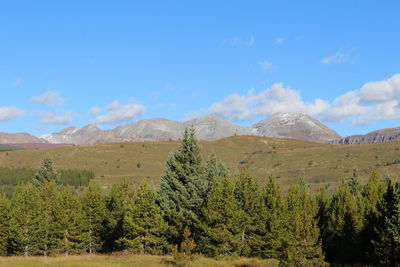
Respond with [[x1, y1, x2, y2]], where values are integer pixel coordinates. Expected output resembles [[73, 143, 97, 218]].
[[0, 128, 399, 266]]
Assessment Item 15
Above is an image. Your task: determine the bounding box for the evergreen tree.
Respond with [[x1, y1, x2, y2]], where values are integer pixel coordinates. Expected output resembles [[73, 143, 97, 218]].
[[325, 179, 363, 264], [0, 194, 10, 255], [199, 177, 240, 256], [33, 155, 59, 187], [157, 127, 205, 245], [281, 176, 325, 266], [370, 180, 400, 266], [118, 183, 167, 254], [38, 181, 62, 256], [348, 167, 362, 196], [81, 182, 106, 254], [360, 171, 385, 262], [103, 179, 134, 252], [202, 152, 227, 200], [259, 175, 286, 259], [8, 183, 43, 256], [59, 186, 85, 255], [315, 187, 331, 261], [234, 170, 262, 257]]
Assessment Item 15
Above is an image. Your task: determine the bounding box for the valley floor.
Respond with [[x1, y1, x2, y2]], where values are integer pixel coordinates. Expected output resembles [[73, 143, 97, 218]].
[[0, 255, 279, 267]]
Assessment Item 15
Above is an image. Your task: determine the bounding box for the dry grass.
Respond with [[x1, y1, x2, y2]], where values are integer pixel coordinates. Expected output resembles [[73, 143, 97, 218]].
[[0, 255, 279, 267], [1, 135, 399, 192]]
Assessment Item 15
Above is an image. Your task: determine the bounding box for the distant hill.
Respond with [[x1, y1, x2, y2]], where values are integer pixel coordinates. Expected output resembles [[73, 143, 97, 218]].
[[2, 135, 400, 192], [38, 112, 341, 145], [332, 127, 400, 144]]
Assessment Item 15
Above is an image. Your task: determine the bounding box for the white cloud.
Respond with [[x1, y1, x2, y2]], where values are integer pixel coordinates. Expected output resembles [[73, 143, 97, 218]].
[[260, 60, 273, 72], [93, 101, 146, 124], [275, 37, 285, 45], [359, 74, 400, 103], [41, 111, 73, 125], [222, 35, 255, 47], [208, 83, 328, 121], [207, 73, 400, 126], [30, 91, 66, 106], [0, 106, 25, 121], [89, 106, 101, 116]]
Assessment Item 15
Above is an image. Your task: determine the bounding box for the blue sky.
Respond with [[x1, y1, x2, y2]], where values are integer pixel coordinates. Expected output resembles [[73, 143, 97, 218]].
[[1, 0, 400, 137]]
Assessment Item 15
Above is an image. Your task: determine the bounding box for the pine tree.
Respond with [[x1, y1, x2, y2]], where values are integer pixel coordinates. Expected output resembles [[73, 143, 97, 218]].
[[280, 176, 325, 266], [199, 177, 240, 256], [38, 181, 62, 256], [325, 179, 363, 264], [8, 183, 43, 256], [370, 179, 400, 266], [0, 194, 10, 256], [360, 171, 385, 262], [315, 187, 331, 261], [59, 186, 85, 255], [33, 155, 59, 187], [259, 175, 286, 259], [81, 182, 106, 254], [202, 152, 227, 200], [234, 170, 262, 257], [118, 183, 167, 254], [157, 127, 205, 245], [103, 179, 134, 252]]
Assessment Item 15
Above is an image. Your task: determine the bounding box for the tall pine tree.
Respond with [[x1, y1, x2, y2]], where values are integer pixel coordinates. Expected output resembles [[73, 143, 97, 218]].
[[118, 183, 167, 254], [157, 127, 205, 245], [199, 177, 240, 256], [0, 194, 10, 256], [33, 155, 59, 187], [281, 175, 325, 266], [9, 183, 43, 256], [81, 182, 106, 254]]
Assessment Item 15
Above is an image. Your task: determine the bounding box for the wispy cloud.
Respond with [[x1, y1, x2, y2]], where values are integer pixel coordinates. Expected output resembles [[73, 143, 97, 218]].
[[222, 35, 255, 47], [11, 78, 22, 87], [321, 48, 357, 65], [40, 111, 73, 125], [89, 106, 101, 116], [92, 101, 146, 124], [0, 106, 25, 121], [259, 60, 273, 72], [275, 37, 285, 45], [30, 91, 66, 106]]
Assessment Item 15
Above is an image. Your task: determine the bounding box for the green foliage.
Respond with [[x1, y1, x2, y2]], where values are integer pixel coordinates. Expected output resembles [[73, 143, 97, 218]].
[[157, 127, 205, 245], [259, 175, 286, 259], [118, 183, 167, 254], [172, 228, 197, 267], [199, 177, 240, 256], [103, 180, 134, 252], [0, 194, 10, 255], [233, 170, 262, 257], [81, 182, 106, 254], [280, 177, 325, 266], [59, 186, 85, 255], [33, 155, 59, 187], [38, 181, 62, 256], [325, 180, 364, 264], [8, 183, 43, 256]]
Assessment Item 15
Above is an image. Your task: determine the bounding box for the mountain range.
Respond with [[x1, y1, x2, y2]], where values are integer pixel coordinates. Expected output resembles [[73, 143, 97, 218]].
[[0, 112, 342, 145]]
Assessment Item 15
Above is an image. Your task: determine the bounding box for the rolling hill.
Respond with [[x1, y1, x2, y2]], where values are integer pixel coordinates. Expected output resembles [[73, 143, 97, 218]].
[[1, 135, 399, 192]]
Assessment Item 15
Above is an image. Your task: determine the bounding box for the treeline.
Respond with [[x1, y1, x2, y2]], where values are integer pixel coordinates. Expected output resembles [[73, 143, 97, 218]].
[[0, 164, 94, 196], [0, 128, 399, 266]]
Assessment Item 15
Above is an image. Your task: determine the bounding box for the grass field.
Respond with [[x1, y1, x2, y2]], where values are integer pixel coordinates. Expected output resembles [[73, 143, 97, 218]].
[[0, 255, 279, 267], [1, 135, 400, 191]]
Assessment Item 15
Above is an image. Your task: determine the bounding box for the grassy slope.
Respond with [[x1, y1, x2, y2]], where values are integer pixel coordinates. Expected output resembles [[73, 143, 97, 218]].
[[0, 255, 279, 267], [0, 135, 399, 191]]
